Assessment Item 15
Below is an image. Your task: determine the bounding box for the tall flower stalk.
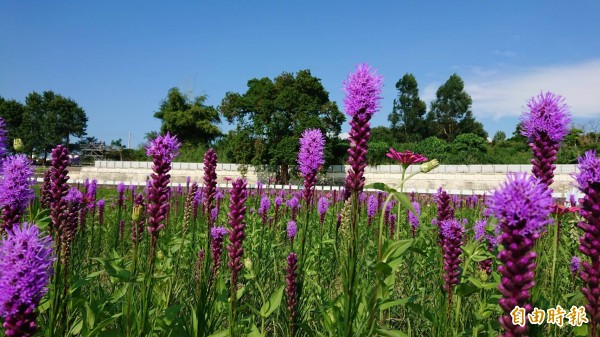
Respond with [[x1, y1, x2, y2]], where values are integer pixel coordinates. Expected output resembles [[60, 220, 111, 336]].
[[340, 63, 382, 336], [203, 148, 218, 221], [574, 150, 600, 336], [286, 252, 298, 337], [226, 178, 248, 337], [440, 219, 464, 309], [141, 132, 180, 335], [0, 154, 34, 233], [0, 223, 54, 337], [486, 173, 553, 336]]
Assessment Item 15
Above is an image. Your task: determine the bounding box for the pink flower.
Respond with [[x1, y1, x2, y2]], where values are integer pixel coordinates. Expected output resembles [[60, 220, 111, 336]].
[[386, 149, 428, 167]]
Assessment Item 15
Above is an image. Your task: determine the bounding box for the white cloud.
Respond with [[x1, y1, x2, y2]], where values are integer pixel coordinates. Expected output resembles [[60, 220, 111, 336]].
[[464, 59, 600, 119]]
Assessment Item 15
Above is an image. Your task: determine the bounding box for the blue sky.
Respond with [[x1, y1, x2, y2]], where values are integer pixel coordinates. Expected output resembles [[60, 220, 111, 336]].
[[1, 1, 599, 147]]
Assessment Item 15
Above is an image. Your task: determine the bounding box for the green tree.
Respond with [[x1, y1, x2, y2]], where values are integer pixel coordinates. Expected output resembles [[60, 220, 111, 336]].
[[389, 73, 428, 141], [21, 91, 88, 160], [154, 87, 222, 147], [0, 97, 25, 150], [219, 69, 345, 183], [427, 74, 486, 140], [414, 136, 449, 163], [450, 133, 488, 164]]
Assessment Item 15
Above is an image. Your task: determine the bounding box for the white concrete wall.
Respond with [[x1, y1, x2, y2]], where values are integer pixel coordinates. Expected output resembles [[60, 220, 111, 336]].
[[60, 161, 581, 197]]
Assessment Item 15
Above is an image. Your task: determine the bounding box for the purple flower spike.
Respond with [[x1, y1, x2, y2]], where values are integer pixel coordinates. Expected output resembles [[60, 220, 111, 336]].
[[342, 63, 383, 200], [520, 92, 571, 188], [226, 178, 248, 283], [317, 196, 329, 225], [0, 223, 54, 337], [0, 155, 34, 232], [571, 256, 581, 276], [440, 219, 464, 301], [146, 133, 180, 251], [367, 194, 378, 227], [49, 145, 70, 234], [574, 150, 600, 334], [298, 128, 325, 204], [286, 252, 299, 336], [0, 118, 7, 162], [287, 220, 297, 242], [203, 148, 218, 218], [97, 199, 106, 226], [211, 226, 227, 276], [486, 172, 553, 336], [408, 201, 421, 238]]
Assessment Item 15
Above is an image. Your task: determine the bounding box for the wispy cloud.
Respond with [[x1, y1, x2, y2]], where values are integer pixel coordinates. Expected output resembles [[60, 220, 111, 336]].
[[465, 59, 600, 119]]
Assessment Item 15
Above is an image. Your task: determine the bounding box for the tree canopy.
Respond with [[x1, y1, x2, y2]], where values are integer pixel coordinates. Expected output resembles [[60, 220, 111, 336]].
[[426, 74, 487, 141], [219, 69, 345, 182], [0, 91, 87, 159], [154, 87, 221, 147], [389, 73, 428, 142]]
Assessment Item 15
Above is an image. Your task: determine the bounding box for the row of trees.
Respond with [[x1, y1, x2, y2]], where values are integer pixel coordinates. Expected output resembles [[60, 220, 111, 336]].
[[0, 91, 87, 160], [2, 69, 598, 173]]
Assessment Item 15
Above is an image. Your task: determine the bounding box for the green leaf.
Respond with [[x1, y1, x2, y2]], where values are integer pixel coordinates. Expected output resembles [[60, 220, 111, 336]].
[[260, 286, 284, 318], [208, 329, 229, 337], [379, 297, 414, 311], [248, 324, 263, 337]]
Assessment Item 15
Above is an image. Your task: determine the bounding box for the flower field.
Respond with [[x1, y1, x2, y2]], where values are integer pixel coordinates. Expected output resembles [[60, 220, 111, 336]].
[[0, 64, 599, 337]]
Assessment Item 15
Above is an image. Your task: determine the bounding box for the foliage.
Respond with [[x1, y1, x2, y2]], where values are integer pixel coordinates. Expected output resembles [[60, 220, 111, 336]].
[[389, 73, 428, 142], [154, 88, 221, 147], [0, 91, 88, 158], [219, 70, 345, 182], [427, 74, 486, 141]]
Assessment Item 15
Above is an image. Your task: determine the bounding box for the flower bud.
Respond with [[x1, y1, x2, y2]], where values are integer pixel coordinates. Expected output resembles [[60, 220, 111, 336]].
[[132, 204, 143, 222], [421, 159, 440, 173], [13, 138, 24, 152], [244, 257, 253, 272]]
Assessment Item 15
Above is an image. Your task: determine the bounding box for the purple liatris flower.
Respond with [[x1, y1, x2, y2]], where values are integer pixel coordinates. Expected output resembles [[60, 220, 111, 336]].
[[287, 220, 297, 243], [287, 196, 300, 221], [0, 223, 53, 337], [342, 63, 383, 200], [146, 132, 180, 253], [97, 199, 106, 226], [571, 256, 581, 276], [210, 207, 219, 223], [49, 145, 70, 234], [258, 194, 270, 225], [473, 219, 487, 241], [366, 194, 378, 226], [202, 148, 218, 217], [440, 219, 464, 301], [117, 182, 126, 208], [211, 226, 227, 276], [131, 194, 145, 244], [389, 214, 397, 238], [520, 92, 570, 189], [434, 187, 455, 245], [574, 150, 600, 333], [286, 252, 299, 335], [226, 178, 248, 283], [486, 172, 553, 336], [298, 128, 325, 204], [408, 201, 421, 237], [0, 155, 34, 232], [317, 196, 329, 225]]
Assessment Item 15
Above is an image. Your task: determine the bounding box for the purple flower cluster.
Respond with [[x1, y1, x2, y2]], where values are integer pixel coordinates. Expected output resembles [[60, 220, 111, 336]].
[[298, 129, 325, 204], [317, 196, 329, 225], [49, 145, 70, 234], [366, 194, 378, 227], [574, 150, 600, 333], [486, 172, 553, 336], [131, 193, 145, 244], [286, 196, 300, 221], [117, 182, 126, 208], [408, 201, 421, 237], [520, 92, 571, 188], [343, 63, 383, 200], [440, 219, 464, 300], [0, 155, 34, 232], [571, 256, 581, 276], [0, 117, 7, 161], [0, 223, 53, 337], [203, 148, 218, 218], [287, 220, 297, 243], [259, 194, 270, 225], [226, 178, 248, 282], [97, 199, 106, 226], [286, 252, 298, 336], [211, 226, 227, 276], [146, 133, 180, 248]]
